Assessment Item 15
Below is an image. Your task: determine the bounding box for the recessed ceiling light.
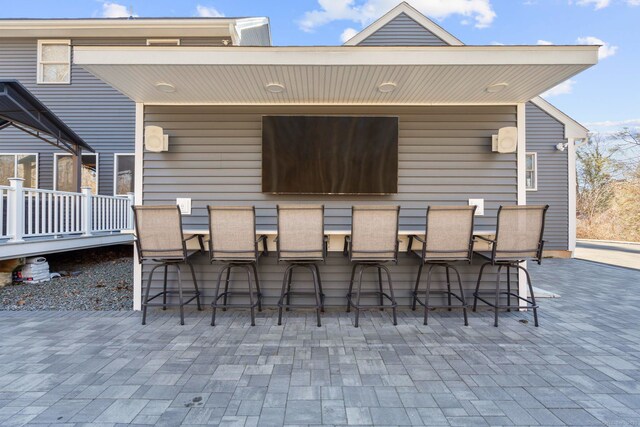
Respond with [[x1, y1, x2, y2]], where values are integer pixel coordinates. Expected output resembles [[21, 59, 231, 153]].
[[486, 82, 509, 93], [378, 82, 397, 93], [265, 83, 285, 93], [155, 82, 176, 93]]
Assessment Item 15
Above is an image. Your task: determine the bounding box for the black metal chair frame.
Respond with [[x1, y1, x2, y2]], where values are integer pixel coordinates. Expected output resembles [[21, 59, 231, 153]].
[[133, 205, 203, 326], [275, 205, 327, 328], [409, 205, 477, 326], [472, 205, 549, 327], [208, 206, 268, 327], [344, 206, 400, 328]]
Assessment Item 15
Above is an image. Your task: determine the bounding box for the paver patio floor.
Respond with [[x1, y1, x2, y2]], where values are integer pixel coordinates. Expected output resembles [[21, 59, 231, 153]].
[[1, 258, 639, 426]]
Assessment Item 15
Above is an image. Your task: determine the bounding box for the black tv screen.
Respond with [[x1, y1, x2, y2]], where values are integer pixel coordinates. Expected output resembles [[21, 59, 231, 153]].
[[262, 116, 398, 194]]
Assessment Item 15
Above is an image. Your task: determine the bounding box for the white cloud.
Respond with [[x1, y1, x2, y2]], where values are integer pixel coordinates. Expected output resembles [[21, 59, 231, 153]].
[[298, 0, 496, 32], [536, 39, 554, 45], [575, 0, 611, 9], [490, 41, 504, 45], [196, 4, 224, 17], [585, 118, 640, 127], [101, 2, 137, 18], [576, 36, 618, 59], [627, 0, 640, 5], [340, 27, 359, 42], [541, 79, 576, 98]]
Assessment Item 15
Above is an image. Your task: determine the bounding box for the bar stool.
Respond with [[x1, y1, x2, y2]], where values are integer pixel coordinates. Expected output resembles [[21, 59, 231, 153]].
[[132, 205, 202, 326], [276, 205, 326, 327], [472, 205, 549, 327], [208, 206, 266, 327], [345, 205, 400, 327], [410, 205, 476, 326]]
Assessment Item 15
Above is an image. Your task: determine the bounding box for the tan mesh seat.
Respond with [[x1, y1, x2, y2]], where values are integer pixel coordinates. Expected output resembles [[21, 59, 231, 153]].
[[472, 205, 549, 327], [410, 206, 476, 326], [276, 205, 325, 261], [345, 205, 400, 327], [132, 205, 202, 326], [276, 205, 326, 327], [208, 206, 265, 327]]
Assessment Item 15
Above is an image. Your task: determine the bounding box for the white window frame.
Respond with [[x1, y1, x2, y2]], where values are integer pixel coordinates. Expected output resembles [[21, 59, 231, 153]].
[[146, 38, 181, 46], [54, 153, 99, 193], [525, 152, 538, 191], [113, 153, 135, 196], [0, 153, 38, 187], [37, 39, 71, 85]]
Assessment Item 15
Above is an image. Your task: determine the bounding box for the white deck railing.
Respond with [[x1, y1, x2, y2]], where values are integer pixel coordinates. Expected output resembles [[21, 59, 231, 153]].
[[1, 178, 134, 243]]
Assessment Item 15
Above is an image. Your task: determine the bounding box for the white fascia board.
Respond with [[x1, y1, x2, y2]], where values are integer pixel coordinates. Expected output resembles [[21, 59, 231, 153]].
[[344, 1, 463, 46], [74, 45, 599, 67], [531, 96, 589, 139], [0, 18, 240, 38]]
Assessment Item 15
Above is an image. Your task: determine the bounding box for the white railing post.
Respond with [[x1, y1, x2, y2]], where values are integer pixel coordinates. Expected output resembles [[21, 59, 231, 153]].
[[7, 177, 25, 243], [81, 187, 92, 236], [126, 192, 135, 229]]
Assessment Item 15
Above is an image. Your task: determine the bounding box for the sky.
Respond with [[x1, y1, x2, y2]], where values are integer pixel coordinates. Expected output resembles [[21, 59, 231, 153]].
[[0, 0, 638, 135]]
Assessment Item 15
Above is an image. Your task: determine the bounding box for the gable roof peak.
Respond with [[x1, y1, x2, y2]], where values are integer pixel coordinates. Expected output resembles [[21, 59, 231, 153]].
[[343, 1, 463, 46]]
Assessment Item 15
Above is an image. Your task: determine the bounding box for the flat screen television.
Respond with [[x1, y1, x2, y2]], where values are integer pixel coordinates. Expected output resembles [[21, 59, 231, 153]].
[[262, 116, 398, 194]]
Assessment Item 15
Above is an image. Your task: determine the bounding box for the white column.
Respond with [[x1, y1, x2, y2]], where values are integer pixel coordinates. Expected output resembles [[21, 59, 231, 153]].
[[516, 103, 528, 309], [7, 178, 25, 243], [133, 103, 144, 311], [81, 187, 93, 236], [567, 138, 577, 254], [126, 192, 135, 230]]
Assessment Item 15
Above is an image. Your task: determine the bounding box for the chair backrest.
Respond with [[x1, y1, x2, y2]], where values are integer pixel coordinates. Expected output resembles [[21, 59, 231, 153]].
[[424, 205, 476, 261], [276, 205, 325, 261], [208, 206, 257, 261], [350, 205, 400, 262], [494, 205, 549, 261], [132, 205, 186, 261]]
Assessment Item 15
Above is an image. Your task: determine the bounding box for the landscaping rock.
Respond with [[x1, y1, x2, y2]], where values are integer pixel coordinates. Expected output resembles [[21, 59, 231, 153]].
[[0, 245, 133, 311]]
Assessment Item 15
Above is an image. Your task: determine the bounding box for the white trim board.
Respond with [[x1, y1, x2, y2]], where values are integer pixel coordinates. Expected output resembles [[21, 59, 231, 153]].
[[0, 18, 267, 40], [0, 233, 134, 261], [517, 103, 528, 309], [568, 138, 577, 253], [132, 103, 143, 311], [74, 44, 599, 66]]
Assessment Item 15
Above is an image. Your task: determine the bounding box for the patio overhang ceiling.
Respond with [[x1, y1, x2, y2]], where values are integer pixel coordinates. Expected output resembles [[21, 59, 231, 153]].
[[74, 45, 598, 105]]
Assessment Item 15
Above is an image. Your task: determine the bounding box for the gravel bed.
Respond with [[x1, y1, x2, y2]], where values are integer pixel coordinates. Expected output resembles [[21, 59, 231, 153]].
[[0, 245, 133, 310]]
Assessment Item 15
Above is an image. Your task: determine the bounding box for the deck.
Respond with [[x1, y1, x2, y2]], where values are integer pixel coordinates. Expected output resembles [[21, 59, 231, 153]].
[[1, 179, 133, 260]]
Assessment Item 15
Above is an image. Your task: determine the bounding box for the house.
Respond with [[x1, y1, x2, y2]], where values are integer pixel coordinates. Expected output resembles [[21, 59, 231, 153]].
[[0, 16, 271, 196], [3, 3, 596, 309], [71, 3, 596, 310]]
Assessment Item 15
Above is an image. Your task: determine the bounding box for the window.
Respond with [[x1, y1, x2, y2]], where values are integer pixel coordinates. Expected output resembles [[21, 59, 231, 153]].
[[114, 153, 135, 195], [37, 40, 71, 84], [55, 154, 98, 194], [526, 152, 537, 191], [0, 153, 38, 187]]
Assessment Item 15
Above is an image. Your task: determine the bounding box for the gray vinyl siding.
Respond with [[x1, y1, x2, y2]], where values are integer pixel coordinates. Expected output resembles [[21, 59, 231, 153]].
[[0, 39, 135, 195], [526, 102, 569, 251], [142, 105, 518, 307], [358, 13, 448, 46]]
